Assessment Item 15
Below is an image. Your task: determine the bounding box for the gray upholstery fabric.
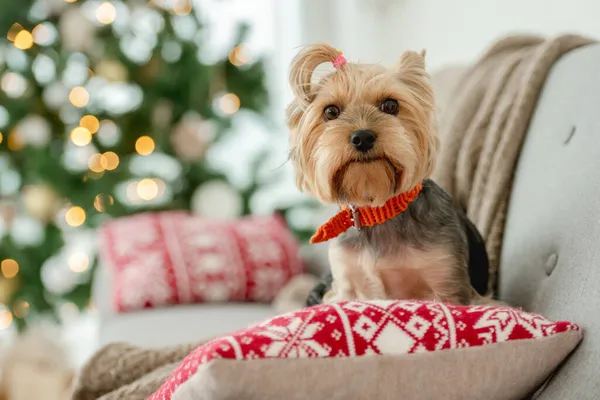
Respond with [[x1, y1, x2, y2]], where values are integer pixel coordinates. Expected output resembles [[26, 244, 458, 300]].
[[93, 260, 274, 348], [499, 44, 600, 399]]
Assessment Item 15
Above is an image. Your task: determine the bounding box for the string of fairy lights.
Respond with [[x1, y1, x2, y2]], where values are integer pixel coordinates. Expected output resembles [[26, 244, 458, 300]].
[[0, 0, 249, 331]]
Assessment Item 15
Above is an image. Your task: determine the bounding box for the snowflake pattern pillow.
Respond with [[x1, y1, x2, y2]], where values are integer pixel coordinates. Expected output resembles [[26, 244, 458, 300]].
[[150, 300, 582, 400], [99, 212, 303, 312]]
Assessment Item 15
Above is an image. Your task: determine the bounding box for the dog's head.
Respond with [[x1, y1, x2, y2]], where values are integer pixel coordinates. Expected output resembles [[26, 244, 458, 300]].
[[286, 43, 438, 207]]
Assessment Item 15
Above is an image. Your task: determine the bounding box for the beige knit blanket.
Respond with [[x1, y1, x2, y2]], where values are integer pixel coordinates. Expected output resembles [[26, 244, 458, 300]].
[[71, 34, 594, 399], [432, 33, 594, 294]]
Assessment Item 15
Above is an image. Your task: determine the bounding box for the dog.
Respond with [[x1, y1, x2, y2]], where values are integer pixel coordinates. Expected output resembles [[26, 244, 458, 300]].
[[285, 43, 491, 305]]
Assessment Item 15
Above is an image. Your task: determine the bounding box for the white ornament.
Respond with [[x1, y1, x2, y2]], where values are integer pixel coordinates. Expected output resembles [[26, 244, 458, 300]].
[[9, 216, 45, 247], [59, 6, 97, 52], [14, 115, 52, 148], [191, 180, 242, 220], [41, 254, 80, 295], [43, 82, 69, 109]]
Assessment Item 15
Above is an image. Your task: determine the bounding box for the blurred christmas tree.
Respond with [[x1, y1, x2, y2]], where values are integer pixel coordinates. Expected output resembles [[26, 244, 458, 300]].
[[0, 0, 314, 331]]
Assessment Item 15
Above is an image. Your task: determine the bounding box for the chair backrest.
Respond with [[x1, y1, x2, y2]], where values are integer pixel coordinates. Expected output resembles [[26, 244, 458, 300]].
[[499, 43, 600, 399]]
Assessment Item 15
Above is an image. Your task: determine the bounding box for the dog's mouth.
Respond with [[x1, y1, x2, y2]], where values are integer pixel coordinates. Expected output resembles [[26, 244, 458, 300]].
[[331, 157, 405, 204]]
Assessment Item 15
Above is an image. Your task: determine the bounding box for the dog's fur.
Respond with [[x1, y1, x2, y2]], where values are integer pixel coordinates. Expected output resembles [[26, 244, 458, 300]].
[[286, 43, 490, 305]]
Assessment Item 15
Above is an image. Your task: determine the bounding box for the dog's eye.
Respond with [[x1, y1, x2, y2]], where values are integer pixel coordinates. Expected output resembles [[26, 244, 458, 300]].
[[323, 105, 340, 121], [380, 99, 399, 115]]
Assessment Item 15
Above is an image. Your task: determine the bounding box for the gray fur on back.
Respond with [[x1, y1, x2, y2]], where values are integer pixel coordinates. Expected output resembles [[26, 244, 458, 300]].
[[337, 179, 468, 264]]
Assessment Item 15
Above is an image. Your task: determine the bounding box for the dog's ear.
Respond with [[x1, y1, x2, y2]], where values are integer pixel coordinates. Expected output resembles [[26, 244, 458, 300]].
[[397, 49, 438, 179], [289, 43, 341, 109]]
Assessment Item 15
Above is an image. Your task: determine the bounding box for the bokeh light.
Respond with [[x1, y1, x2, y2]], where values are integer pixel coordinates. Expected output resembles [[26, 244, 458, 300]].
[[65, 206, 86, 227], [96, 2, 117, 24], [135, 136, 155, 156], [0, 132, 3, 144], [13, 30, 33, 50], [228, 45, 251, 67], [88, 153, 107, 172], [94, 193, 114, 212], [0, 309, 12, 330], [172, 0, 193, 15], [2, 72, 27, 98], [1, 259, 19, 279], [32, 24, 52, 45], [69, 86, 89, 107], [13, 300, 30, 319], [219, 93, 240, 115], [7, 23, 23, 42], [137, 179, 158, 200], [103, 151, 119, 170], [68, 251, 89, 273], [80, 115, 100, 133], [70, 127, 92, 146], [7, 130, 24, 151]]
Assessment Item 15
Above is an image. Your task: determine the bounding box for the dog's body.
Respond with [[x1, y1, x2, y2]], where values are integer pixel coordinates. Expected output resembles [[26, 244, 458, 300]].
[[305, 180, 490, 306], [286, 44, 491, 306]]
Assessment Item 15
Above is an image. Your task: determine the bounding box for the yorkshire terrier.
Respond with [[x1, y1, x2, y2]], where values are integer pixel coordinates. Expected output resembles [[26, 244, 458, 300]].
[[286, 43, 491, 306]]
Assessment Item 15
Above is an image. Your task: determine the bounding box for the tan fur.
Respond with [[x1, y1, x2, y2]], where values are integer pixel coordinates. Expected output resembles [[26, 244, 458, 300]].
[[287, 44, 475, 304], [325, 243, 472, 304], [287, 43, 438, 206]]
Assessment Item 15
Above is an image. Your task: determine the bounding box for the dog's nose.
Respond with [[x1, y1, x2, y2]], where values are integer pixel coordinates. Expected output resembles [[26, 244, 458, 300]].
[[350, 130, 376, 152]]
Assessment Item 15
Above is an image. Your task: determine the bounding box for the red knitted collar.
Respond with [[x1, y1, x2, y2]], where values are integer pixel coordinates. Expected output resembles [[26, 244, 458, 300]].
[[310, 183, 423, 244]]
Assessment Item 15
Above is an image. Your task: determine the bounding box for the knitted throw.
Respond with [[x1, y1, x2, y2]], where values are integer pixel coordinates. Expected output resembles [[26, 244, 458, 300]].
[[432, 34, 594, 294]]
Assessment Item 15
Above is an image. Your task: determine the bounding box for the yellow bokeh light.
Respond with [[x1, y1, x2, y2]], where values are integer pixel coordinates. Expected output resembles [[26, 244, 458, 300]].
[[96, 2, 117, 24], [172, 0, 192, 15], [93, 193, 114, 212], [69, 86, 89, 107], [70, 126, 92, 146], [103, 151, 119, 170], [65, 206, 86, 227], [80, 115, 100, 133], [135, 136, 155, 156], [32, 24, 51, 45], [7, 23, 23, 42], [88, 153, 107, 172], [1, 259, 19, 279], [137, 179, 158, 200], [65, 0, 78, 3], [0, 310, 12, 330], [13, 300, 30, 319], [228, 45, 250, 67], [68, 251, 89, 273], [220, 93, 240, 115], [14, 30, 34, 50], [7, 130, 24, 151], [0, 132, 3, 144]]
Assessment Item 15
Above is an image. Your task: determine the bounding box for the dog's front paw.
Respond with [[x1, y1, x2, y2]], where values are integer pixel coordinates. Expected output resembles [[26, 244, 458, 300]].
[[323, 289, 355, 304]]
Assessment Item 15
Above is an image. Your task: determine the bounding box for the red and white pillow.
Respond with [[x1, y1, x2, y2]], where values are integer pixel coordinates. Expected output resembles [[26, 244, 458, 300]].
[[99, 212, 302, 312], [150, 300, 582, 400]]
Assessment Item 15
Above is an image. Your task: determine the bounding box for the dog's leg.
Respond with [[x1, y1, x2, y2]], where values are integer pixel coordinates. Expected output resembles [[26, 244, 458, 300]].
[[359, 252, 387, 300], [323, 243, 356, 303]]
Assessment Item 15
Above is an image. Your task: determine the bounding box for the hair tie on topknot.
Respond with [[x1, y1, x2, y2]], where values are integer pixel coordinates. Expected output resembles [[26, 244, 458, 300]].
[[333, 50, 346, 69]]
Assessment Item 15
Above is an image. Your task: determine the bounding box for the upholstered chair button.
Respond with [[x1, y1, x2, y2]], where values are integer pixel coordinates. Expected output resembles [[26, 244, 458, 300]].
[[545, 253, 558, 276]]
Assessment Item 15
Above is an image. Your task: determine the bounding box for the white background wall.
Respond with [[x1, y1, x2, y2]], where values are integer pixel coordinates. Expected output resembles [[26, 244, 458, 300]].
[[294, 0, 600, 72]]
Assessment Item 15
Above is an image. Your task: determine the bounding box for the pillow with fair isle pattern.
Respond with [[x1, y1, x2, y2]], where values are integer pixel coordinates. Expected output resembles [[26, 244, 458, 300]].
[[99, 212, 303, 312], [149, 300, 582, 400]]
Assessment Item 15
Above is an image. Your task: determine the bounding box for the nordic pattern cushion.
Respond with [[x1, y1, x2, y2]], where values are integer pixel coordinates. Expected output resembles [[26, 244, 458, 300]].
[[150, 300, 582, 400], [99, 212, 303, 312]]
